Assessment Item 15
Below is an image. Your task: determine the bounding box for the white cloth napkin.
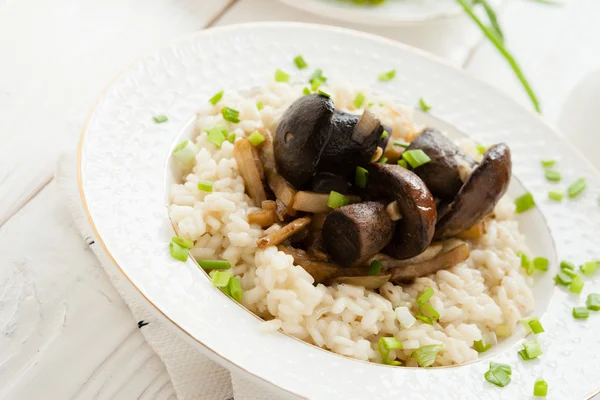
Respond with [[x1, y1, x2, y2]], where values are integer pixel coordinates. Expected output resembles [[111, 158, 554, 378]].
[[56, 153, 278, 400]]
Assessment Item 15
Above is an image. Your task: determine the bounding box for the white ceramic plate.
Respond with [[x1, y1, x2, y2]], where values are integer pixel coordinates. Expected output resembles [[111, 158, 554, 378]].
[[278, 0, 499, 26], [79, 23, 600, 399]]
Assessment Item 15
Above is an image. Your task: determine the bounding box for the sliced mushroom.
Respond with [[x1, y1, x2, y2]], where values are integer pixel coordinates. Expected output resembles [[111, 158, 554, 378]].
[[367, 164, 437, 260], [331, 274, 391, 290], [248, 209, 277, 227], [406, 128, 476, 201], [293, 191, 360, 213], [390, 241, 470, 282], [311, 171, 351, 194], [322, 202, 394, 267], [371, 242, 443, 268], [258, 217, 311, 248], [455, 220, 487, 240], [233, 138, 267, 205], [435, 143, 511, 239], [258, 129, 296, 216]]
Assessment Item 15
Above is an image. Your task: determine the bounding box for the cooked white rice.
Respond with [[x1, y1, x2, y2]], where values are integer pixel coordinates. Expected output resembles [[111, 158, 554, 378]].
[[169, 79, 534, 366]]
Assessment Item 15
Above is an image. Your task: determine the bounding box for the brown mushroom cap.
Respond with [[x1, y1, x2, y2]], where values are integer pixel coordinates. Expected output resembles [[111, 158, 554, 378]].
[[406, 128, 476, 201], [322, 202, 394, 267], [367, 164, 437, 260], [435, 143, 512, 239]]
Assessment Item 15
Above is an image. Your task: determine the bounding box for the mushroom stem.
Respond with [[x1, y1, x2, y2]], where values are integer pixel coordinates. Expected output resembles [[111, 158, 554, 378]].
[[233, 138, 267, 205], [292, 191, 360, 213], [257, 217, 311, 248], [370, 242, 443, 268], [389, 242, 470, 282], [248, 209, 277, 228]]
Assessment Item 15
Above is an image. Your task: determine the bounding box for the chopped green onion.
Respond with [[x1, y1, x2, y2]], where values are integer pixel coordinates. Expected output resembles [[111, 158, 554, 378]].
[[355, 166, 369, 189], [293, 55, 308, 69], [197, 259, 231, 270], [554, 271, 573, 285], [417, 287, 434, 304], [581, 261, 597, 276], [518, 251, 534, 275], [383, 359, 402, 366], [394, 141, 409, 148], [561, 260, 576, 271], [397, 159, 408, 168], [476, 145, 488, 155], [248, 131, 266, 146], [221, 106, 240, 123], [544, 169, 561, 182], [573, 306, 589, 319], [485, 364, 512, 387], [569, 275, 584, 294], [228, 277, 243, 302], [197, 180, 214, 192], [473, 339, 491, 353], [327, 191, 350, 209], [378, 69, 396, 82], [209, 90, 224, 105], [533, 257, 549, 271], [548, 191, 564, 202], [418, 97, 431, 112], [153, 114, 168, 123], [541, 159, 556, 168], [256, 101, 264, 110], [274, 68, 290, 83], [533, 379, 548, 397], [411, 344, 442, 368], [528, 318, 545, 334], [368, 260, 382, 276], [172, 140, 196, 166], [490, 361, 512, 375], [210, 270, 232, 288], [207, 126, 228, 148], [170, 241, 189, 262], [309, 69, 327, 90], [378, 336, 403, 361], [317, 89, 331, 98], [381, 130, 389, 140], [402, 149, 431, 168], [417, 303, 440, 323], [379, 157, 388, 164], [562, 269, 577, 278], [172, 236, 194, 249], [353, 92, 365, 108], [518, 349, 532, 360], [515, 193, 536, 213], [567, 178, 587, 198], [522, 339, 543, 359], [227, 133, 236, 144], [303, 87, 311, 95], [586, 293, 600, 311]]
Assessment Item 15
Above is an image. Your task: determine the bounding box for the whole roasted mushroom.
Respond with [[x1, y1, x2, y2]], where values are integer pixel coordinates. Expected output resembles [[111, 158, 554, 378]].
[[405, 128, 476, 201], [435, 143, 512, 239], [366, 164, 437, 260]]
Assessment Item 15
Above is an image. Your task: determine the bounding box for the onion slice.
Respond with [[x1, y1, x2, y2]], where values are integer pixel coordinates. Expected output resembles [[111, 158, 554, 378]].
[[351, 109, 381, 144]]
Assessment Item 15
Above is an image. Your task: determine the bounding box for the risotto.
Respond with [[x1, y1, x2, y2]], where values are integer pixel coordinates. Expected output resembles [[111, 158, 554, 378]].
[[168, 79, 534, 367]]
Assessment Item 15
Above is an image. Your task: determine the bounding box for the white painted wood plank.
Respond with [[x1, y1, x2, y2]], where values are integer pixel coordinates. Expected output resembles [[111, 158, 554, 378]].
[[0, 183, 174, 400], [464, 0, 600, 125], [217, 0, 482, 65], [0, 0, 230, 227]]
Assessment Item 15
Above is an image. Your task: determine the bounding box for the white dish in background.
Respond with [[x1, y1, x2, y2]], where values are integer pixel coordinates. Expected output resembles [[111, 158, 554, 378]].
[[278, 0, 499, 26], [79, 22, 600, 399]]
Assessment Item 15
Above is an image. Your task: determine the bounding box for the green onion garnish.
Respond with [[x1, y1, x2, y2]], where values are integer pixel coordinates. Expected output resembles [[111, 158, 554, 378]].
[[569, 275, 584, 294], [207, 126, 228, 148], [515, 193, 535, 213], [533, 257, 549, 271], [522, 339, 543, 359], [473, 339, 491, 353], [197, 260, 231, 270], [368, 260, 382, 276], [381, 130, 389, 140], [485, 362, 512, 387], [303, 87, 311, 95], [378, 69, 396, 82], [355, 166, 369, 189], [172, 236, 194, 249], [402, 149, 431, 168], [567, 178, 587, 198], [197, 180, 214, 192], [394, 141, 410, 148], [415, 288, 439, 325], [528, 318, 545, 334], [248, 131, 266, 146], [384, 359, 402, 366], [418, 97, 431, 112], [561, 260, 576, 271], [209, 90, 224, 105], [586, 293, 600, 311], [417, 287, 434, 304], [210, 270, 232, 288], [172, 140, 196, 166], [411, 344, 442, 368], [317, 89, 331, 98], [274, 68, 290, 83], [293, 55, 308, 69], [548, 191, 564, 202], [476, 145, 488, 155], [309, 69, 327, 91], [327, 191, 350, 209], [518, 251, 534, 275], [581, 261, 597, 276], [541, 159, 556, 168], [533, 379, 548, 397], [170, 241, 189, 262], [397, 159, 408, 169], [353, 92, 365, 108], [153, 114, 168, 123], [544, 170, 561, 182], [221, 107, 240, 123], [256, 101, 264, 110], [562, 269, 577, 278], [554, 271, 573, 286], [227, 133, 236, 144], [228, 276, 243, 302], [573, 306, 589, 319], [378, 337, 403, 361], [379, 157, 388, 164]]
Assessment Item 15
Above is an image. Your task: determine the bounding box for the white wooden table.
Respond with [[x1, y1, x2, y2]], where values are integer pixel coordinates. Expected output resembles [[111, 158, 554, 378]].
[[1, 1, 598, 398]]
